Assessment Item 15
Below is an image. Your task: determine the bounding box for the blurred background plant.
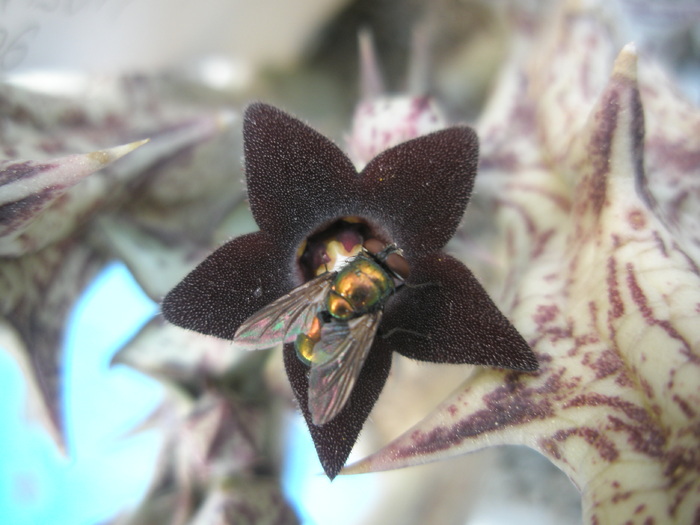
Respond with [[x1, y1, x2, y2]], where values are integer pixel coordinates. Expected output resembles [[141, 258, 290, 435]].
[[1, 0, 699, 524]]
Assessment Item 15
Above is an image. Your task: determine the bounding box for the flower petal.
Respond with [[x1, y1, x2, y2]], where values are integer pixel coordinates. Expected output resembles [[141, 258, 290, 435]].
[[359, 127, 479, 257], [244, 104, 479, 257], [111, 316, 242, 384], [283, 339, 393, 480], [0, 238, 104, 449], [161, 232, 295, 339], [382, 252, 538, 371], [0, 140, 148, 256], [244, 103, 358, 244]]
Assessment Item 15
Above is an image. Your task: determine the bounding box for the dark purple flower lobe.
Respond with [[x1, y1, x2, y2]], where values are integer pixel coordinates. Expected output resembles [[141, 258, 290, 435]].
[[244, 103, 358, 246], [244, 103, 478, 257], [358, 127, 478, 258], [162, 102, 536, 480], [161, 232, 294, 339], [383, 253, 538, 371], [283, 337, 394, 480]]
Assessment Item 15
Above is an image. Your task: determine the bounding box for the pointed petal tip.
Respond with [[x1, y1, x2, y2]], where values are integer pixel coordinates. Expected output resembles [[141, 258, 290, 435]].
[[518, 348, 540, 372], [31, 399, 68, 457], [88, 138, 150, 166], [612, 43, 638, 81], [515, 360, 539, 374], [244, 101, 275, 121], [109, 344, 128, 368], [339, 460, 373, 476]]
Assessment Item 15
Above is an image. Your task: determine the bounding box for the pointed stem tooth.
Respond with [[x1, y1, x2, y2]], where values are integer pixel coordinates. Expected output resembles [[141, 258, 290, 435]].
[[602, 44, 643, 185], [358, 29, 385, 100], [568, 42, 644, 230], [406, 22, 432, 95], [0, 320, 67, 454]]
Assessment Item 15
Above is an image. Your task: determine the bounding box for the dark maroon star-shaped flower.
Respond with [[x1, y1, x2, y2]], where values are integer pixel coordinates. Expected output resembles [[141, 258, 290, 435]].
[[162, 102, 537, 479]]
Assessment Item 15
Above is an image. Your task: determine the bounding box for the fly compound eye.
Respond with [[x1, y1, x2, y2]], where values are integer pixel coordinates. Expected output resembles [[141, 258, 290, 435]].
[[363, 238, 385, 255], [385, 251, 410, 280], [364, 238, 410, 281]]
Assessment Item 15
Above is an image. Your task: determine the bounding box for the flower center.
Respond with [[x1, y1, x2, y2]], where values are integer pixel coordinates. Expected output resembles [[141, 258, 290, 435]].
[[297, 217, 372, 280], [296, 217, 411, 283]]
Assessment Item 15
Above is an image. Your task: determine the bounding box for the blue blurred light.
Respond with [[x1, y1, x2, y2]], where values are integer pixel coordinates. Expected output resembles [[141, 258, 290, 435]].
[[0, 262, 164, 524], [0, 261, 382, 525], [282, 414, 380, 525]]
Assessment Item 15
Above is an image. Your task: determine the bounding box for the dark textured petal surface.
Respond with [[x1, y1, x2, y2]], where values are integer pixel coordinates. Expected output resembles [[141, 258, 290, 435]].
[[164, 103, 522, 481], [161, 232, 295, 339], [358, 127, 479, 257], [244, 103, 359, 244], [283, 339, 394, 479], [382, 253, 538, 371], [244, 104, 479, 257]]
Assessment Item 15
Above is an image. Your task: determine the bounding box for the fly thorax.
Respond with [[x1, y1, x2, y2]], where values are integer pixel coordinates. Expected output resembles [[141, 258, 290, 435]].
[[327, 290, 355, 320], [327, 256, 394, 319]]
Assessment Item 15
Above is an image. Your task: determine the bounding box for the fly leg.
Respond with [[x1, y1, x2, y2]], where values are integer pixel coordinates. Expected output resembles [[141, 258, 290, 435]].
[[397, 281, 440, 291], [380, 327, 429, 341]]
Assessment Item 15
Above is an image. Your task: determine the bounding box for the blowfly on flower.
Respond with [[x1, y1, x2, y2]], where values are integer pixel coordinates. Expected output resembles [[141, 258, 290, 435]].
[[234, 237, 410, 425], [162, 102, 538, 478]]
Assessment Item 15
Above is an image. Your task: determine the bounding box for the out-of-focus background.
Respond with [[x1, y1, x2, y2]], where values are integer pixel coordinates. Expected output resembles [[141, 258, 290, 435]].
[[1, 0, 699, 523]]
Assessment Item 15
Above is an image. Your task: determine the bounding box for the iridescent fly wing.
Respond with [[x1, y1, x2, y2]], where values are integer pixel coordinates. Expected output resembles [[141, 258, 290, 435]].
[[308, 311, 382, 425], [234, 273, 334, 350]]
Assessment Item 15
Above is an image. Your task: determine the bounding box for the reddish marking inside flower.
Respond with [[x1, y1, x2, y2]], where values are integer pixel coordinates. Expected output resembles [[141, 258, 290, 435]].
[[589, 349, 624, 380], [672, 394, 696, 419], [337, 228, 363, 253], [565, 393, 650, 424], [586, 89, 619, 215], [550, 426, 619, 462], [402, 376, 555, 457], [540, 438, 562, 460], [607, 415, 665, 458], [626, 263, 696, 363], [627, 208, 646, 230], [532, 229, 556, 259], [607, 256, 624, 320], [533, 304, 559, 325], [611, 491, 632, 503], [648, 137, 700, 172], [668, 478, 697, 517], [297, 217, 398, 280], [298, 219, 366, 279], [615, 369, 635, 388], [652, 231, 669, 258]]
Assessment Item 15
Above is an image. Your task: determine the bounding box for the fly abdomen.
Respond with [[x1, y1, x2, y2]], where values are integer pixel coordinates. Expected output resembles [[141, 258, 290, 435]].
[[295, 314, 322, 365]]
